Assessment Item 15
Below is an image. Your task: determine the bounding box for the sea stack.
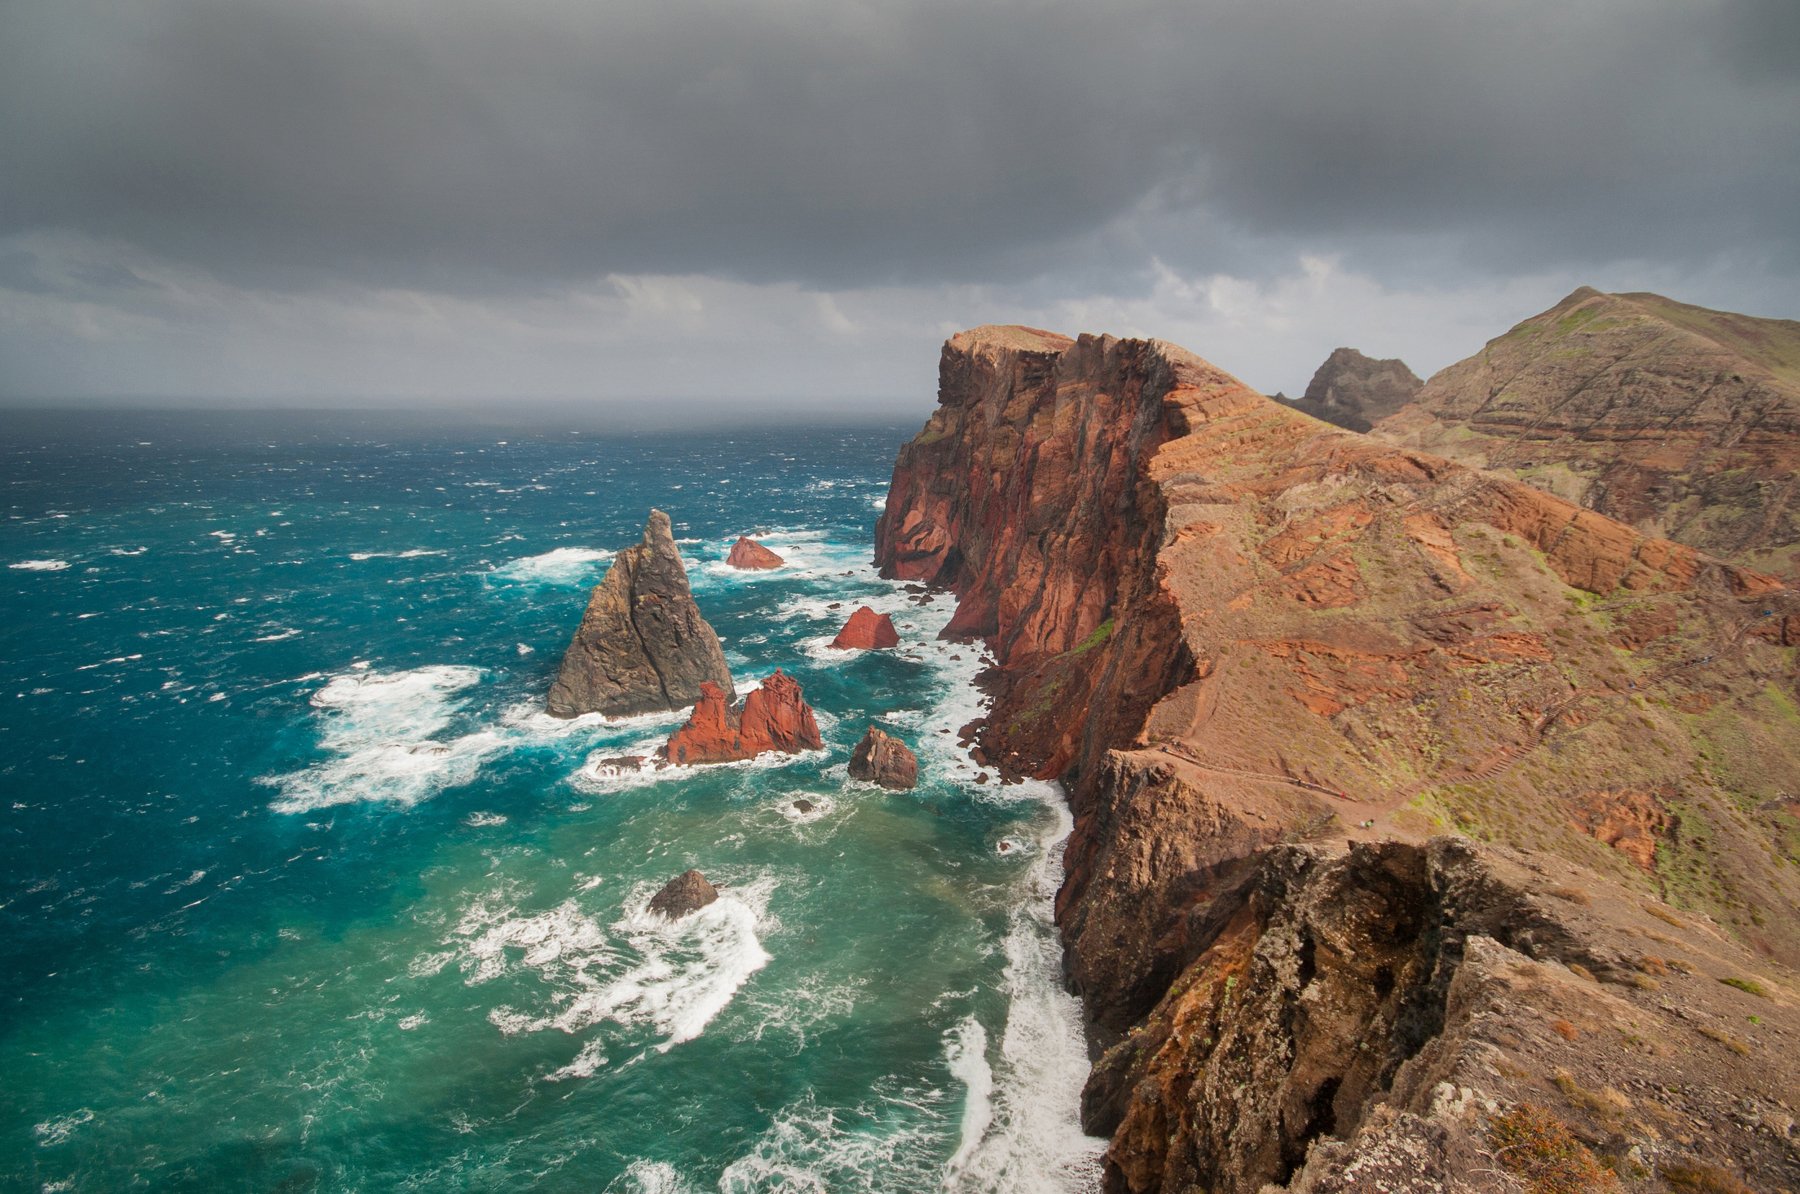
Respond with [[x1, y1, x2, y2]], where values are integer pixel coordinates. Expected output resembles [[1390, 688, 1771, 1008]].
[[546, 509, 734, 718], [662, 670, 822, 765], [848, 726, 917, 790], [726, 535, 785, 570], [647, 869, 718, 919], [828, 605, 899, 650]]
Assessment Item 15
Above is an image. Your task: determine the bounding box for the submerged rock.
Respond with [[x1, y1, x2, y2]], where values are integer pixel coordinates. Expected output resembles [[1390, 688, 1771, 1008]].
[[647, 869, 718, 919], [848, 725, 918, 790], [829, 605, 900, 650], [547, 510, 733, 718], [726, 535, 785, 570], [662, 670, 823, 765]]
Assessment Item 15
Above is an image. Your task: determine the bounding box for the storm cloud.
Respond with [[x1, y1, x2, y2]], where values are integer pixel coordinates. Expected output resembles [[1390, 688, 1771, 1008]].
[[1, 0, 1796, 404]]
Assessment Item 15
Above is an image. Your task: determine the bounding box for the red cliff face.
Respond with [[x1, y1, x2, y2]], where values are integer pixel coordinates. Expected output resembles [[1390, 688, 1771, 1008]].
[[661, 670, 821, 765], [726, 535, 785, 570], [876, 324, 1800, 1193], [828, 605, 899, 649]]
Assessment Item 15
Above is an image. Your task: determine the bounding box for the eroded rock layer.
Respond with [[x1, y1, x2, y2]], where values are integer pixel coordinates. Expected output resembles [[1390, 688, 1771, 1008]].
[[829, 605, 899, 650], [726, 535, 785, 570], [1376, 288, 1800, 580], [547, 510, 734, 718], [877, 325, 1800, 1192]]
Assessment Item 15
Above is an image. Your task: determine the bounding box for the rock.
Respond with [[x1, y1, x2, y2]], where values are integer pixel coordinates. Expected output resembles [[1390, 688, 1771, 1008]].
[[1276, 347, 1422, 432], [792, 798, 815, 814], [647, 869, 718, 919], [829, 605, 900, 650], [726, 535, 784, 570], [877, 321, 1800, 1194], [547, 510, 734, 718], [662, 670, 823, 765], [1375, 288, 1800, 580], [847, 726, 918, 790]]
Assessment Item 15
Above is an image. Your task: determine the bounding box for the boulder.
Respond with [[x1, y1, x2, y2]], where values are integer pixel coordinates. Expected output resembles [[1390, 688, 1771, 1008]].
[[726, 535, 785, 570], [848, 726, 918, 790], [647, 869, 718, 919], [547, 510, 733, 718], [829, 605, 900, 650], [662, 670, 823, 765]]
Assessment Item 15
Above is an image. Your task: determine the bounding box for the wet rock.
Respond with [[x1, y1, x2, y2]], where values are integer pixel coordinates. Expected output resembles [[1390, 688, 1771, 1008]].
[[547, 509, 733, 718], [647, 869, 718, 919], [829, 605, 900, 650], [726, 535, 784, 570], [662, 670, 823, 765], [792, 798, 816, 814], [847, 725, 918, 790]]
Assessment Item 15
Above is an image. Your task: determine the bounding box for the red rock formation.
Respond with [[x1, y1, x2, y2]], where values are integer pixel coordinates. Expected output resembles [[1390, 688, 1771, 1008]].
[[877, 323, 1800, 1193], [726, 535, 785, 570], [829, 605, 899, 649], [662, 670, 821, 765]]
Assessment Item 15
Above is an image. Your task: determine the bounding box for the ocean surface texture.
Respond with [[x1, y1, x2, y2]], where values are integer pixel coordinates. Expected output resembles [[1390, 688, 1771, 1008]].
[[0, 414, 1104, 1192]]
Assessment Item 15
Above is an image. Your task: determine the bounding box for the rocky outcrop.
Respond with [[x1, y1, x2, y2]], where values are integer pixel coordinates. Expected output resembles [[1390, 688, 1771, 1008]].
[[877, 324, 1800, 1192], [648, 869, 718, 918], [661, 670, 822, 765], [547, 510, 734, 718], [829, 605, 899, 650], [1376, 288, 1800, 580], [848, 726, 918, 789], [726, 535, 785, 570], [1277, 347, 1421, 432]]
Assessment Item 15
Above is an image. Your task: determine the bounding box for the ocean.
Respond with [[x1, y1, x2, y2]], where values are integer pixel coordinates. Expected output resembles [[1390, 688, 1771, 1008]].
[[0, 412, 1104, 1192]]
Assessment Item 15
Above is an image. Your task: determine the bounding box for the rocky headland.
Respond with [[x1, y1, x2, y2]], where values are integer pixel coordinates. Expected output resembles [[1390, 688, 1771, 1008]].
[[1375, 288, 1800, 581], [877, 324, 1800, 1192], [661, 669, 823, 765], [547, 510, 734, 718], [726, 535, 785, 570]]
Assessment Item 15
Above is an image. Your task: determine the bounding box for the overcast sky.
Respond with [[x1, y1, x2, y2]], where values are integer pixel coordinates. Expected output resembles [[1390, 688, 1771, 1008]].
[[2, 0, 1796, 412]]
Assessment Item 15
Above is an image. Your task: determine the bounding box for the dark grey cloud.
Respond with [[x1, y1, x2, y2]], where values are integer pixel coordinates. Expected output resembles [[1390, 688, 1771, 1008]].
[[3, 0, 1795, 299]]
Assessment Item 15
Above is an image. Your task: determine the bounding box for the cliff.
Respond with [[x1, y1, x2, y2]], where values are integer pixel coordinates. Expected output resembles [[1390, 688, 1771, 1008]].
[[547, 510, 734, 718], [878, 326, 1800, 1192], [1376, 288, 1800, 581]]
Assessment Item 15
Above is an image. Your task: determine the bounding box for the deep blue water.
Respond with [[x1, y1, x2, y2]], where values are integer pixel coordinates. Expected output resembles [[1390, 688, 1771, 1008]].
[[0, 412, 1102, 1192]]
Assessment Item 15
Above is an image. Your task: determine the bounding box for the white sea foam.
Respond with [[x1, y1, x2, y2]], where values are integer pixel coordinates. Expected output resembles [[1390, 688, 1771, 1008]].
[[604, 1160, 699, 1194], [349, 548, 446, 561], [453, 876, 774, 1074], [10, 559, 70, 572], [464, 811, 508, 827], [938, 800, 1107, 1191], [262, 664, 505, 813], [109, 546, 148, 557], [253, 628, 301, 642], [943, 1017, 995, 1182], [717, 1087, 946, 1193], [488, 547, 613, 584], [32, 1109, 94, 1147]]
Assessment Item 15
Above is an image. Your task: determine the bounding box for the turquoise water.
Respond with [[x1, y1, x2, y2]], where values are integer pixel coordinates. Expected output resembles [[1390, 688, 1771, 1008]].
[[0, 413, 1103, 1192]]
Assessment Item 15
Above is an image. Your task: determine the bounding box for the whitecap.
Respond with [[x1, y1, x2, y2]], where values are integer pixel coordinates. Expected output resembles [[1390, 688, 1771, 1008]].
[[604, 1160, 699, 1194], [109, 546, 148, 557], [488, 547, 613, 585], [350, 548, 447, 561], [261, 664, 505, 813], [464, 811, 508, 827], [9, 559, 70, 572], [943, 1017, 995, 1182], [457, 877, 775, 1069], [32, 1109, 94, 1147]]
